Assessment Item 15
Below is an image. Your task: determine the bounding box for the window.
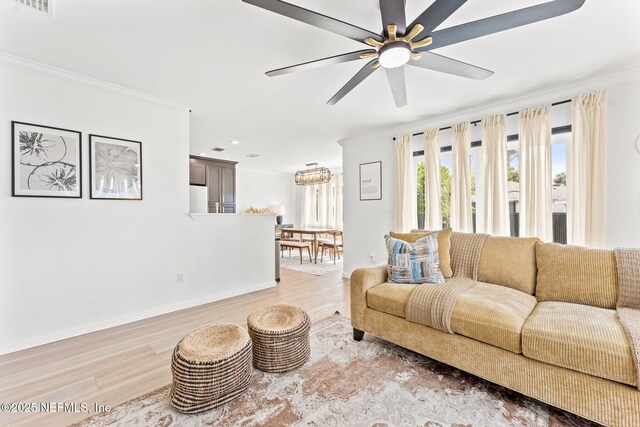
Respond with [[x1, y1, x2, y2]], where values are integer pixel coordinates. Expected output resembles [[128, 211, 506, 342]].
[[551, 133, 568, 244], [415, 156, 458, 231], [507, 141, 520, 237], [302, 176, 343, 229], [413, 122, 568, 241], [506, 132, 569, 243], [416, 150, 479, 231], [440, 155, 452, 229], [470, 152, 478, 233], [439, 152, 479, 231], [416, 161, 425, 229]]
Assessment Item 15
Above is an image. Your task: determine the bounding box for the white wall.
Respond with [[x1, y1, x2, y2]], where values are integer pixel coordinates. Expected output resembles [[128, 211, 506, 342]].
[[0, 55, 275, 354], [606, 79, 640, 247], [342, 139, 396, 276], [236, 167, 297, 224], [341, 68, 640, 277]]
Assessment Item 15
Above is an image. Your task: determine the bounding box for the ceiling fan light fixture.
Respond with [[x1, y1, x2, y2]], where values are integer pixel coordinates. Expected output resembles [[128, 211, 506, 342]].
[[378, 42, 411, 69]]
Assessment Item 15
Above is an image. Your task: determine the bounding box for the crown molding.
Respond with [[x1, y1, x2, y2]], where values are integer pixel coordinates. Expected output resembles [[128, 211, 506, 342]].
[[339, 64, 640, 146], [0, 51, 191, 112]]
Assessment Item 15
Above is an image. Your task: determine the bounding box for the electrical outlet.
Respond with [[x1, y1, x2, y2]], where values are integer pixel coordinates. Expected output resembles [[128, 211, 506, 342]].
[[177, 272, 185, 284]]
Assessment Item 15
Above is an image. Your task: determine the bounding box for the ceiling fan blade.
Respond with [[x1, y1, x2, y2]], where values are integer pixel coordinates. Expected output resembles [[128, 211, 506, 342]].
[[408, 0, 467, 35], [409, 52, 493, 80], [266, 50, 376, 77], [419, 0, 585, 51], [242, 0, 384, 45], [327, 60, 379, 105], [379, 0, 407, 35], [385, 67, 407, 107]]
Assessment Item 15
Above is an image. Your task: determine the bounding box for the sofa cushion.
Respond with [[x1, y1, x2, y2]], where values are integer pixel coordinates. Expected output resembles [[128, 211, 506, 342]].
[[367, 282, 417, 318], [450, 282, 537, 353], [478, 236, 540, 295], [385, 234, 445, 284], [536, 243, 618, 309], [393, 228, 453, 278], [522, 302, 636, 386]]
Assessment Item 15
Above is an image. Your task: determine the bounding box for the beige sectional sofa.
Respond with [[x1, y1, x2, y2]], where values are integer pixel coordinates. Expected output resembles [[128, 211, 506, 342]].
[[350, 232, 640, 426]]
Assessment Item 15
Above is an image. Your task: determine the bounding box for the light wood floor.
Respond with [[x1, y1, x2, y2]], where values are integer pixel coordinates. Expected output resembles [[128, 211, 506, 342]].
[[0, 268, 350, 427]]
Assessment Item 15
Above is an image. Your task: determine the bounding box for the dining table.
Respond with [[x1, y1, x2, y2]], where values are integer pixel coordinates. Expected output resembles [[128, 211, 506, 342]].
[[284, 227, 338, 264]]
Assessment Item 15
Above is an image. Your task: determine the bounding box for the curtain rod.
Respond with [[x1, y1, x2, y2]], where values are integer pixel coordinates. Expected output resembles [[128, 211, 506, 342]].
[[392, 99, 571, 141], [411, 124, 572, 157]]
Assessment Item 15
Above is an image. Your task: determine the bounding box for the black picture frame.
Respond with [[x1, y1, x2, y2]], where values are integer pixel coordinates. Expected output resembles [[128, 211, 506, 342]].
[[11, 121, 83, 198], [359, 161, 382, 201], [89, 134, 143, 200]]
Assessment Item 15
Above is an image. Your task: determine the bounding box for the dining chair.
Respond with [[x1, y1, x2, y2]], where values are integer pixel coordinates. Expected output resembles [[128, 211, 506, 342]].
[[279, 229, 298, 242], [319, 230, 343, 265]]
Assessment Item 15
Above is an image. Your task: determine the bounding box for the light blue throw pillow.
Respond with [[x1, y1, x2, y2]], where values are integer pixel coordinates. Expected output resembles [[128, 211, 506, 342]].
[[385, 233, 445, 285]]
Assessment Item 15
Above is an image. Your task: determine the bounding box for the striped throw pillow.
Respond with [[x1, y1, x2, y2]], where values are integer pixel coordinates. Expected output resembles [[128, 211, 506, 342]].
[[385, 233, 445, 285]]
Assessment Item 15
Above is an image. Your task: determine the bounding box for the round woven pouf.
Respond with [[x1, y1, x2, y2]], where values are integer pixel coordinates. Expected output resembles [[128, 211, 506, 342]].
[[247, 304, 311, 373], [170, 324, 252, 414]]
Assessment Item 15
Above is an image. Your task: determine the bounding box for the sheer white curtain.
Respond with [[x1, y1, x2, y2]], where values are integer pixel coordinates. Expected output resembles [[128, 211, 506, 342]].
[[301, 185, 313, 228], [395, 134, 416, 232], [568, 91, 606, 247], [424, 128, 442, 230], [480, 114, 510, 236], [319, 183, 330, 226], [300, 173, 343, 229], [451, 122, 473, 232], [519, 106, 553, 241]]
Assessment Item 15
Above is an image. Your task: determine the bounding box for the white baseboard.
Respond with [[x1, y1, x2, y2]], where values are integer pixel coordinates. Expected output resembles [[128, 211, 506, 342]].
[[0, 281, 276, 356]]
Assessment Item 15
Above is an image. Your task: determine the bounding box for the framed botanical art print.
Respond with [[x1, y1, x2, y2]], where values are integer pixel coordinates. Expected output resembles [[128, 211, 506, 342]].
[[89, 134, 143, 200], [359, 161, 382, 201], [12, 121, 82, 198]]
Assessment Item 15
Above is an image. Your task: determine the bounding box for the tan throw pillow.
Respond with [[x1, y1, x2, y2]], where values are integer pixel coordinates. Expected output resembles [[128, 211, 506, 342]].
[[389, 228, 453, 278], [536, 243, 618, 309], [478, 236, 540, 295]]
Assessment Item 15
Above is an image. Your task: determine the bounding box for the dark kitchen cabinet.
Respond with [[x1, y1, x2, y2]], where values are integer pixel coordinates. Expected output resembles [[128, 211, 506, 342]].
[[189, 159, 206, 186], [220, 166, 235, 204], [206, 166, 222, 203], [189, 156, 237, 213]]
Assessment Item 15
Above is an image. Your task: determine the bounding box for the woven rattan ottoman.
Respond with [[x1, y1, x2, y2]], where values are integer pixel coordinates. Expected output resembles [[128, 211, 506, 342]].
[[247, 304, 311, 373], [170, 324, 252, 414]]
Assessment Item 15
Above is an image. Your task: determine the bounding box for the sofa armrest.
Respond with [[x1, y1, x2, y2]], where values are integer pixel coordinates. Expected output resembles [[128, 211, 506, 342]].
[[350, 264, 388, 330]]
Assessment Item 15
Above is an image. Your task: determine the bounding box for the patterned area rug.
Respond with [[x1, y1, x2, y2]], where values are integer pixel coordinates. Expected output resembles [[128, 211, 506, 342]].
[[280, 252, 342, 276], [73, 314, 597, 427]]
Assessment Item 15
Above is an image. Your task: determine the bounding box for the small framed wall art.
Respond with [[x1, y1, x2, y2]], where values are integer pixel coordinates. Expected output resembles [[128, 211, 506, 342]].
[[12, 121, 82, 198], [359, 161, 382, 201], [89, 134, 143, 200]]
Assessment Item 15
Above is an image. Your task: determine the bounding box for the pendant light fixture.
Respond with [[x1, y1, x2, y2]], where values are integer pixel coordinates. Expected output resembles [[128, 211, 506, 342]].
[[295, 163, 332, 186]]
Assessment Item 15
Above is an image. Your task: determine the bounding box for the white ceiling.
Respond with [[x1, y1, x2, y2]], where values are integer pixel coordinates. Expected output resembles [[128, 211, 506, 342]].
[[1, 0, 639, 173]]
